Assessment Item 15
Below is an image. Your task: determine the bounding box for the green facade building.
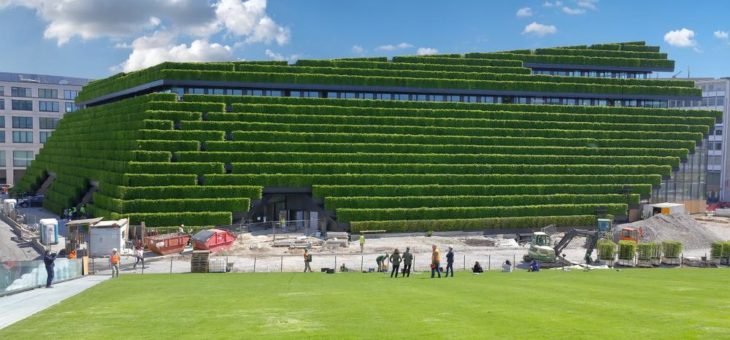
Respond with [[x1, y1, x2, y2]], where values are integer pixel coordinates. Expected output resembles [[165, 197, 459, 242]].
[[15, 41, 719, 232]]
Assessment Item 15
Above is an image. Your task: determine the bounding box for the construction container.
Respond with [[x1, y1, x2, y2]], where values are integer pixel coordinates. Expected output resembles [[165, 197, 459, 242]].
[[89, 219, 129, 257]]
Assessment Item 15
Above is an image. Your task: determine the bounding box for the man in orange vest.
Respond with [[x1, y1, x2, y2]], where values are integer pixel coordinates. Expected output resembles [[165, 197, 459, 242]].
[[110, 248, 120, 278]]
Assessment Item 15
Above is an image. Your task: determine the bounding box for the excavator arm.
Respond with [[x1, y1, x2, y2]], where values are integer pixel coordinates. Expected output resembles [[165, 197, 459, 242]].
[[553, 229, 600, 259]]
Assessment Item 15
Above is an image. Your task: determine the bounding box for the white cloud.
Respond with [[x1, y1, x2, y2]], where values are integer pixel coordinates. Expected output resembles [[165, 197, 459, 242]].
[[376, 42, 413, 51], [516, 7, 533, 17], [543, 1, 563, 7], [577, 0, 598, 10], [522, 22, 557, 37], [351, 45, 364, 54], [116, 31, 233, 72], [264, 49, 299, 62], [664, 28, 697, 47], [215, 0, 290, 45], [562, 6, 586, 15], [714, 30, 729, 40], [416, 47, 438, 55]]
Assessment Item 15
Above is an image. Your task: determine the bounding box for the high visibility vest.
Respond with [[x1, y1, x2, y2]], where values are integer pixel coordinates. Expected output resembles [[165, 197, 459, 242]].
[[111, 254, 120, 264]]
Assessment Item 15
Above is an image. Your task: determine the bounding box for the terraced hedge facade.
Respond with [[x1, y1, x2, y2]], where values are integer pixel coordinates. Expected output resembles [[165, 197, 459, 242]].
[[16, 41, 720, 231]]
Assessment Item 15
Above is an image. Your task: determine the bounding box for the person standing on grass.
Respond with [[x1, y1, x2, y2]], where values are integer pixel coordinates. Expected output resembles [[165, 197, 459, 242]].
[[402, 247, 413, 277], [390, 249, 402, 278], [110, 248, 120, 278], [359, 234, 365, 253], [133, 240, 144, 269], [431, 245, 441, 278], [303, 249, 313, 272], [445, 247, 455, 277], [43, 250, 57, 288]]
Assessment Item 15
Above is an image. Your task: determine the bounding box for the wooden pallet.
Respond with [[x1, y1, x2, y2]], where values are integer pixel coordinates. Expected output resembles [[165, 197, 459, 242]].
[[191, 250, 211, 273]]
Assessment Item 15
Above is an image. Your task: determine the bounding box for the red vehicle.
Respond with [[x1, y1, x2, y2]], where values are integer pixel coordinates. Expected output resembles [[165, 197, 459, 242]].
[[192, 229, 236, 253], [146, 232, 191, 255]]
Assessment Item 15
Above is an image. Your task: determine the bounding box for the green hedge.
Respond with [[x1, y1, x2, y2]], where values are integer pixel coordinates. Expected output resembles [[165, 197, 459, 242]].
[[325, 194, 639, 210], [102, 185, 262, 200], [203, 174, 661, 187], [392, 56, 523, 67], [123, 174, 197, 186], [231, 163, 671, 177], [662, 241, 683, 258], [350, 215, 597, 233], [140, 130, 225, 141], [127, 162, 225, 175], [618, 240, 637, 260], [710, 241, 730, 259], [112, 212, 233, 228], [313, 184, 653, 198], [597, 239, 617, 260], [637, 242, 657, 260], [534, 48, 667, 60], [464, 52, 675, 69], [123, 198, 250, 213], [336, 203, 627, 222], [138, 140, 200, 152], [295, 59, 531, 75]]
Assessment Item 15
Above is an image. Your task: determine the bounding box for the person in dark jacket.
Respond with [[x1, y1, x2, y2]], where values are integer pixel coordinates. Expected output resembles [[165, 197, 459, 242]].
[[402, 247, 413, 277], [43, 250, 57, 288], [389, 249, 402, 278], [445, 247, 455, 277], [472, 261, 484, 274], [529, 260, 540, 272]]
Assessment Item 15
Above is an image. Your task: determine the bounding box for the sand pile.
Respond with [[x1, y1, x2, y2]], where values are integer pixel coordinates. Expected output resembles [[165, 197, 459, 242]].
[[616, 214, 721, 250]]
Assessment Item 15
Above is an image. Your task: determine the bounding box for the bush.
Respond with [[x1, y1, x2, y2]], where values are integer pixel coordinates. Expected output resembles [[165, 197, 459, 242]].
[[597, 239, 617, 261], [114, 212, 232, 228], [349, 215, 597, 233], [313, 184, 653, 198], [710, 241, 730, 259], [637, 242, 656, 260], [618, 240, 637, 260], [662, 241, 683, 258]]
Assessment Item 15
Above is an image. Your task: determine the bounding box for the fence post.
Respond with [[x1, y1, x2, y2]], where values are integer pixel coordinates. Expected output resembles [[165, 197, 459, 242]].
[[513, 254, 516, 271], [488, 254, 491, 271], [360, 255, 363, 272], [334, 255, 337, 270], [463, 254, 466, 270], [253, 256, 257, 273], [169, 256, 173, 274], [280, 256, 283, 272]]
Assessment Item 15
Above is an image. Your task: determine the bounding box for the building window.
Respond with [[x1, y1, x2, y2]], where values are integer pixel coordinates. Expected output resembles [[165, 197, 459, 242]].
[[11, 100, 33, 111], [64, 90, 78, 100], [0, 99, 4, 110], [39, 101, 60, 112], [64, 102, 78, 112], [0, 131, 4, 143], [13, 150, 34, 167], [0, 151, 4, 168], [39, 117, 59, 129], [38, 88, 58, 99], [39, 131, 52, 144], [0, 86, 4, 96], [0, 117, 4, 128], [12, 131, 33, 143], [10, 87, 32, 97], [12, 116, 33, 129]]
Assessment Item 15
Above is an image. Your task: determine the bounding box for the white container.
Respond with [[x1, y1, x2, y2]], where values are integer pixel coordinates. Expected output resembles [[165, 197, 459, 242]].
[[39, 218, 59, 245], [89, 219, 129, 257]]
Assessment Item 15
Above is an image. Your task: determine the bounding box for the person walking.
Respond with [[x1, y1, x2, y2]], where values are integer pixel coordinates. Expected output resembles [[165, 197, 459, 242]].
[[445, 247, 455, 277], [402, 247, 413, 278], [133, 240, 144, 269], [359, 234, 365, 253], [389, 249, 402, 278], [110, 248, 120, 278], [43, 250, 57, 288], [303, 249, 313, 272], [431, 245, 441, 278]]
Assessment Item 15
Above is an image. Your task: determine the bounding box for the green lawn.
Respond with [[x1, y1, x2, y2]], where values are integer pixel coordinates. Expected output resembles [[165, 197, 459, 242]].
[[2, 269, 729, 339]]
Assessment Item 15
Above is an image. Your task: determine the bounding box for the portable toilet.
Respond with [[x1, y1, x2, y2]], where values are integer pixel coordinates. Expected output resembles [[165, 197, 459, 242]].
[[89, 218, 129, 257], [2, 199, 16, 215], [39, 218, 59, 245]]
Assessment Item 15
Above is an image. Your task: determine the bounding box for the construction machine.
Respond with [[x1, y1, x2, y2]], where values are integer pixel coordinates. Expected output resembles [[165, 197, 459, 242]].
[[618, 227, 644, 243], [524, 223, 610, 266]]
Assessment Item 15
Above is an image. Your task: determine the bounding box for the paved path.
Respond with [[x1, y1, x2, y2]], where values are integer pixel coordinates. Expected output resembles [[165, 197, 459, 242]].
[[0, 275, 109, 329]]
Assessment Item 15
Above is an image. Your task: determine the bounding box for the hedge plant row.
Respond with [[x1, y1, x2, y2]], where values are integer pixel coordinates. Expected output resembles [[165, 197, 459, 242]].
[[231, 103, 714, 126], [325, 194, 639, 210], [662, 241, 683, 258], [211, 111, 709, 134], [349, 215, 597, 233], [461, 53, 675, 69], [295, 59, 532, 75], [710, 241, 730, 259], [109, 211, 233, 228], [178, 151, 679, 168], [618, 240, 637, 260], [336, 203, 627, 222], [534, 48, 667, 60], [312, 184, 653, 198], [230, 131, 696, 152], [203, 173, 661, 187], [597, 239, 617, 260], [92, 193, 249, 214], [186, 94, 721, 120], [637, 242, 660, 260], [98, 184, 262, 200], [230, 162, 671, 177]]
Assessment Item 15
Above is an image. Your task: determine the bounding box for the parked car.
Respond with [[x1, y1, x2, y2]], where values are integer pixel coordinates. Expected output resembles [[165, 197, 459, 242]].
[[18, 195, 44, 208]]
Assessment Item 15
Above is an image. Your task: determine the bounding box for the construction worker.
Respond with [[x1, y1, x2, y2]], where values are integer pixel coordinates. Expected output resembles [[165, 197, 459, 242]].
[[110, 248, 120, 278], [389, 249, 402, 278], [67, 249, 77, 260], [431, 245, 441, 278], [359, 234, 365, 253], [445, 247, 455, 277], [376, 253, 387, 272], [69, 206, 77, 220], [43, 250, 57, 288], [402, 247, 413, 277], [303, 249, 312, 272], [79, 204, 86, 218]]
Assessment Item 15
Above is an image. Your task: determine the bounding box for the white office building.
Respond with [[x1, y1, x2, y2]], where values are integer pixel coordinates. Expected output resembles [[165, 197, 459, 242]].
[[669, 78, 729, 201], [0, 72, 89, 186]]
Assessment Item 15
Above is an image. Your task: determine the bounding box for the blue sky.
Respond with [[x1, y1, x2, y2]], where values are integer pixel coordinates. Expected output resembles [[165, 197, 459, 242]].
[[0, 0, 729, 80]]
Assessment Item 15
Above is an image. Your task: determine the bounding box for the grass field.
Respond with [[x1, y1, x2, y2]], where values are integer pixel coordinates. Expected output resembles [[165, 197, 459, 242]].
[[2, 269, 729, 339]]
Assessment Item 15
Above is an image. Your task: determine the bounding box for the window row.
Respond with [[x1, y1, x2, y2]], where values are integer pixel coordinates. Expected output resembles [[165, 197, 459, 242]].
[[0, 150, 37, 168], [0, 130, 52, 143], [2, 87, 79, 100], [167, 87, 668, 108], [0, 99, 79, 112], [0, 116, 59, 129], [669, 96, 726, 108], [531, 69, 650, 79]]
